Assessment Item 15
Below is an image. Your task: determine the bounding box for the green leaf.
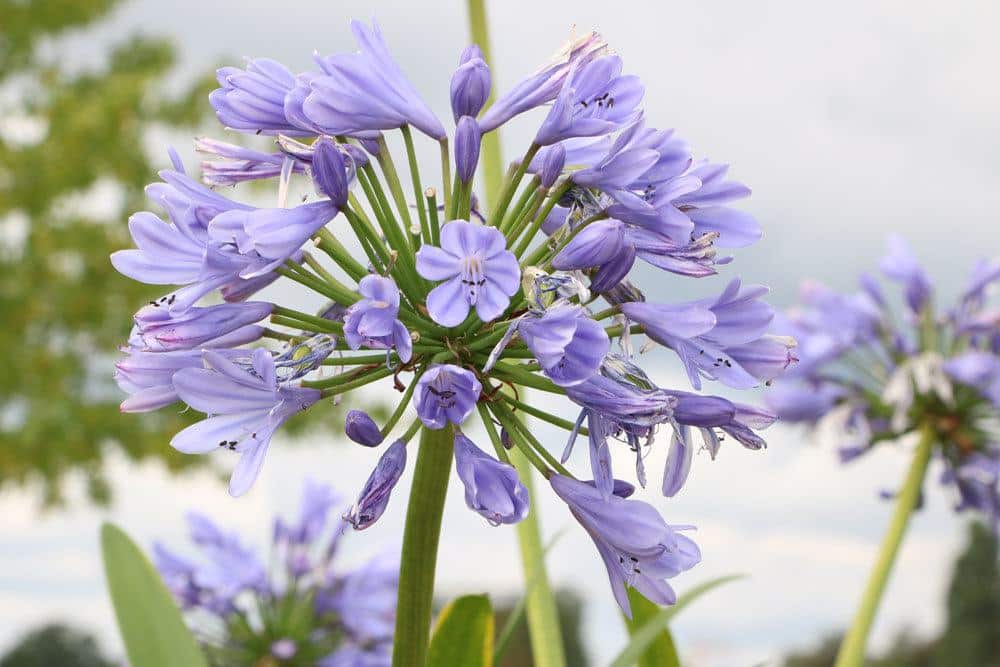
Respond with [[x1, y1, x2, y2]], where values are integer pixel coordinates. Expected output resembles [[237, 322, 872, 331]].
[[609, 575, 745, 667], [100, 522, 208, 667], [623, 588, 681, 667], [427, 594, 494, 667]]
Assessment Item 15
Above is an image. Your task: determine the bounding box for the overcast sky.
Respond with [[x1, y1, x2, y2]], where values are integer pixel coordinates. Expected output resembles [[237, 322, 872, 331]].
[[3, 1, 999, 665]]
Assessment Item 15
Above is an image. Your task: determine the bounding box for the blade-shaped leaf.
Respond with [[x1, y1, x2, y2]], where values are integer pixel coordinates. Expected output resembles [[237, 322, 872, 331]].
[[610, 575, 745, 667], [100, 522, 208, 667], [623, 588, 680, 667], [427, 594, 494, 667]]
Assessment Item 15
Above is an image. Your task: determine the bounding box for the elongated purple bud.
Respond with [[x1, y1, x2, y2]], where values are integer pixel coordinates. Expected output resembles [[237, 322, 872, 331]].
[[311, 138, 350, 208], [454, 116, 482, 183], [539, 143, 566, 189], [450, 45, 491, 121], [454, 433, 529, 526], [552, 219, 627, 271], [344, 409, 384, 447], [346, 440, 407, 530]]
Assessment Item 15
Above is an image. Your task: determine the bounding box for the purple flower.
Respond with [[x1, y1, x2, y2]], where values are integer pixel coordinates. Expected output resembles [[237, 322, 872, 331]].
[[132, 301, 271, 352], [279, 478, 340, 546], [534, 56, 643, 146], [539, 143, 566, 189], [454, 116, 482, 183], [454, 432, 529, 525], [565, 370, 675, 430], [479, 31, 608, 132], [196, 137, 305, 187], [270, 639, 298, 660], [209, 58, 304, 136], [300, 20, 445, 140], [111, 193, 251, 313], [343, 275, 412, 362], [209, 201, 338, 278], [182, 512, 268, 600], [171, 348, 322, 496], [550, 474, 700, 617], [318, 550, 398, 643], [517, 304, 610, 386], [345, 410, 385, 447], [451, 45, 491, 121], [623, 279, 782, 390], [415, 220, 521, 326], [879, 234, 932, 313], [310, 137, 352, 208], [764, 381, 843, 422], [414, 364, 482, 429], [115, 347, 243, 413], [346, 439, 407, 529], [944, 352, 1000, 405]]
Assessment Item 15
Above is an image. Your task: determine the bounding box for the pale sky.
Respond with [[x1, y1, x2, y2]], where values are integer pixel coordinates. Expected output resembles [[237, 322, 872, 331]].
[[3, 0, 999, 665]]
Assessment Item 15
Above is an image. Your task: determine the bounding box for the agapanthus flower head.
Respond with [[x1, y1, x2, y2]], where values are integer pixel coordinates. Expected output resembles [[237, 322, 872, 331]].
[[116, 20, 786, 615], [156, 479, 397, 665], [769, 237, 1000, 527]]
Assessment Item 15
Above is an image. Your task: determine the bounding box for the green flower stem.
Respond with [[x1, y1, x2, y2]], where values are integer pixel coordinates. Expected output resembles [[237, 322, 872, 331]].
[[358, 163, 418, 285], [312, 366, 395, 396], [500, 175, 542, 235], [438, 138, 452, 214], [487, 403, 551, 475], [497, 393, 588, 435], [590, 306, 620, 322], [490, 362, 566, 395], [341, 209, 391, 273], [380, 366, 426, 439], [488, 400, 569, 667], [311, 230, 367, 281], [493, 401, 573, 478], [833, 424, 936, 667], [392, 424, 455, 667], [604, 323, 644, 338], [262, 328, 299, 343], [276, 265, 358, 306], [401, 125, 431, 242], [269, 306, 343, 335], [375, 136, 416, 247], [477, 402, 512, 461], [425, 187, 441, 245], [321, 353, 398, 366], [507, 187, 547, 251], [487, 145, 540, 228], [514, 181, 573, 259]]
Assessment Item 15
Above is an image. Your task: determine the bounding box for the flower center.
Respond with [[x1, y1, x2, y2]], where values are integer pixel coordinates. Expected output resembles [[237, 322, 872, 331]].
[[460, 253, 486, 306]]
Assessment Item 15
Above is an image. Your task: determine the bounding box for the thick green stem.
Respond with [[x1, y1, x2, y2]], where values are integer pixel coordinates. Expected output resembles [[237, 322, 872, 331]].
[[833, 424, 936, 667], [391, 425, 454, 667]]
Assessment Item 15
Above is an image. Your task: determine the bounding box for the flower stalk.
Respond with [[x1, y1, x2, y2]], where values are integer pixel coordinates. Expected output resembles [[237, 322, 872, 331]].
[[392, 424, 454, 667], [833, 423, 936, 667]]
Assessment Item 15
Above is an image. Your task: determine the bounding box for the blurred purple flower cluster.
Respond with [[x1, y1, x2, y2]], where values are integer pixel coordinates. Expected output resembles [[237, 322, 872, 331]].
[[768, 235, 1000, 526], [155, 479, 397, 665]]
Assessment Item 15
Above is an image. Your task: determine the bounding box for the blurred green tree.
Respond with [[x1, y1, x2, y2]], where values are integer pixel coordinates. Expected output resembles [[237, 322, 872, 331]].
[[932, 521, 1000, 667], [0, 623, 114, 667], [0, 0, 217, 505]]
